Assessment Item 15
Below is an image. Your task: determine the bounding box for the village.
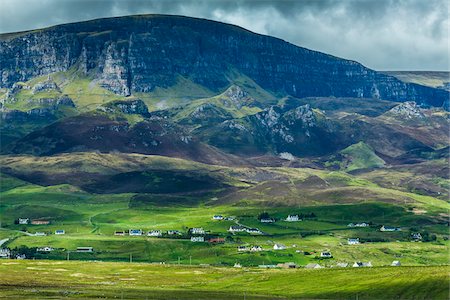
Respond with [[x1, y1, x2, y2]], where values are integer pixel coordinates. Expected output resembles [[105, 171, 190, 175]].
[[0, 211, 426, 269]]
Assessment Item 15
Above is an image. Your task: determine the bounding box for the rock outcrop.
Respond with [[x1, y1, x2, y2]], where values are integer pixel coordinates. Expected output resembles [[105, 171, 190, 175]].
[[0, 15, 447, 107]]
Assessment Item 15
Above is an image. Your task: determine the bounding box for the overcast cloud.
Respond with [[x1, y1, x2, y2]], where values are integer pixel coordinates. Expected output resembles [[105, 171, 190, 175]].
[[0, 0, 448, 71]]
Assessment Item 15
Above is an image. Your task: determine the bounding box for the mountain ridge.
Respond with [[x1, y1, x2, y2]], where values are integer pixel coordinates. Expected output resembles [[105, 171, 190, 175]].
[[1, 14, 448, 107]]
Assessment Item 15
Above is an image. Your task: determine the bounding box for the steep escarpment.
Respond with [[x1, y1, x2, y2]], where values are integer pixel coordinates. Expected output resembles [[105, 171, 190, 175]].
[[1, 14, 447, 107]]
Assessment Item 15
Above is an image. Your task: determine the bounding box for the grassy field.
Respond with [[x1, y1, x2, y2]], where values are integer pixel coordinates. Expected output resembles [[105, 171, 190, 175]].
[[0, 260, 448, 299]]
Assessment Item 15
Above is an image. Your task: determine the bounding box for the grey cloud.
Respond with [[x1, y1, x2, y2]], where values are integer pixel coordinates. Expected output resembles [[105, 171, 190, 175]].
[[0, 0, 448, 70]]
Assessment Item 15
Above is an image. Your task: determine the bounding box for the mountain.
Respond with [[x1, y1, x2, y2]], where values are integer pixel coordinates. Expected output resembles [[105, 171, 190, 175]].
[[1, 14, 448, 107], [0, 14, 448, 164]]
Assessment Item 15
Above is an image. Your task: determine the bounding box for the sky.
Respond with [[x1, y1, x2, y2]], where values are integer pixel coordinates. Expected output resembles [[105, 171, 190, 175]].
[[0, 0, 448, 71]]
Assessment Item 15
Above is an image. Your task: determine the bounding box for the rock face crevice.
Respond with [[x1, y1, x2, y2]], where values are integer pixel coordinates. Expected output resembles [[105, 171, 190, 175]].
[[0, 15, 448, 107]]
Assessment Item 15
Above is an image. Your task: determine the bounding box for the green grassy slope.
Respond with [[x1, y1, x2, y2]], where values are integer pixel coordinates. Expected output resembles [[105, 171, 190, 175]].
[[1, 260, 448, 299]]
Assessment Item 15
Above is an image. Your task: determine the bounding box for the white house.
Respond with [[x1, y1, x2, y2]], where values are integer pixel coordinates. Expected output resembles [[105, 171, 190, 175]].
[[55, 230, 65, 235], [411, 233, 422, 241], [37, 247, 54, 252], [305, 263, 322, 269], [286, 215, 301, 222], [18, 218, 29, 225], [212, 215, 224, 220], [0, 248, 10, 259], [260, 218, 275, 223], [167, 230, 182, 235], [246, 228, 262, 234], [347, 238, 360, 245], [147, 230, 162, 237], [234, 263, 242, 268], [190, 228, 205, 235], [391, 260, 401, 266], [320, 251, 333, 258], [250, 245, 263, 252], [353, 261, 372, 267], [191, 236, 204, 242], [348, 222, 369, 228], [273, 244, 286, 250], [380, 225, 400, 232], [129, 229, 143, 236], [228, 225, 246, 233]]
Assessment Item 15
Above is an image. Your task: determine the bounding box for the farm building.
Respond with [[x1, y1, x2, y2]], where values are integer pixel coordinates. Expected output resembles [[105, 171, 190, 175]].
[[305, 263, 322, 269], [348, 222, 369, 227], [250, 245, 263, 252], [167, 230, 182, 235], [286, 215, 301, 222], [31, 220, 50, 225], [260, 218, 275, 223], [228, 225, 246, 233], [246, 228, 262, 234], [129, 229, 143, 236], [0, 249, 10, 259], [320, 252, 333, 258], [190, 228, 205, 235], [391, 260, 401, 266], [411, 233, 422, 241], [347, 238, 360, 245], [191, 236, 204, 242], [277, 262, 297, 269], [273, 244, 286, 250], [353, 262, 372, 267], [76, 247, 93, 253], [237, 246, 248, 252], [37, 247, 54, 252], [380, 225, 401, 232], [147, 230, 162, 237]]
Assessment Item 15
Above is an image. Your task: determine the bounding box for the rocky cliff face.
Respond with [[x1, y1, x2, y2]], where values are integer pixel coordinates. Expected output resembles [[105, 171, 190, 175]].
[[1, 15, 447, 106]]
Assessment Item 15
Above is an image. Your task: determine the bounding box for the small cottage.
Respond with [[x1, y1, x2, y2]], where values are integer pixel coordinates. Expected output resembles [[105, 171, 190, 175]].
[[190, 228, 205, 235], [37, 247, 54, 252], [228, 225, 246, 233], [237, 246, 248, 252], [305, 263, 322, 269], [347, 238, 360, 245], [55, 230, 65, 235], [18, 218, 29, 225], [0, 248, 11, 259], [234, 262, 242, 268], [129, 229, 143, 236], [273, 243, 286, 250], [212, 215, 224, 220], [167, 230, 182, 235], [77, 247, 93, 253], [31, 220, 50, 225], [336, 262, 349, 268], [246, 228, 262, 234], [411, 233, 422, 241], [191, 236, 204, 242], [114, 231, 125, 236], [260, 218, 275, 223], [391, 260, 401, 266], [250, 245, 263, 252], [147, 230, 162, 237], [320, 251, 332, 258], [380, 225, 400, 232], [209, 237, 225, 243], [34, 232, 46, 236], [286, 215, 301, 222], [277, 262, 297, 269]]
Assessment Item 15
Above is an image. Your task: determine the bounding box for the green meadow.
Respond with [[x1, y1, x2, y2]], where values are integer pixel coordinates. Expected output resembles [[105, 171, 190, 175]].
[[0, 260, 448, 299]]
